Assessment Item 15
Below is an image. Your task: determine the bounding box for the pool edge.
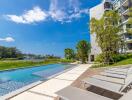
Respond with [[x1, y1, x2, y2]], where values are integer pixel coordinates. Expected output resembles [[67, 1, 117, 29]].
[[0, 64, 78, 100]]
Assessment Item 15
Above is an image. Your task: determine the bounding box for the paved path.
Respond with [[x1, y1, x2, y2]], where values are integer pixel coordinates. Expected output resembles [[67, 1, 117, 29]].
[[9, 64, 91, 100], [119, 90, 132, 100]]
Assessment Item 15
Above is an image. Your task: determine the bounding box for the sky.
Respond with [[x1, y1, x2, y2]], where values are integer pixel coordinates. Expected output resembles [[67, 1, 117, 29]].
[[0, 0, 101, 57]]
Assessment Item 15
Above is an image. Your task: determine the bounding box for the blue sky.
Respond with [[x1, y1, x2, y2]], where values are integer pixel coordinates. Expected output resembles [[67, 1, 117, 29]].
[[0, 0, 101, 57]]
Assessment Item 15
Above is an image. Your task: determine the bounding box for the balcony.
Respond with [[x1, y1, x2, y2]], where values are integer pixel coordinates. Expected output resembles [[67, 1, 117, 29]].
[[126, 42, 132, 53], [121, 16, 129, 24], [120, 6, 129, 15], [126, 39, 132, 43], [121, 0, 129, 7], [122, 9, 129, 15], [121, 24, 131, 33], [125, 33, 132, 43], [126, 50, 132, 53]]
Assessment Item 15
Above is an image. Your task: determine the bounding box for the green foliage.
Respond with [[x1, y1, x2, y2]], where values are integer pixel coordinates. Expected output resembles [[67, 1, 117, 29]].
[[0, 60, 46, 70], [0, 58, 74, 70], [112, 54, 132, 62], [92, 58, 132, 68], [96, 54, 132, 66], [127, 7, 132, 34], [0, 46, 23, 59], [44, 55, 60, 59], [60, 59, 75, 63], [95, 54, 104, 63], [128, 8, 132, 17], [90, 10, 122, 64], [91, 63, 108, 68], [76, 40, 91, 64], [64, 48, 75, 60], [126, 28, 132, 34], [112, 58, 132, 66]]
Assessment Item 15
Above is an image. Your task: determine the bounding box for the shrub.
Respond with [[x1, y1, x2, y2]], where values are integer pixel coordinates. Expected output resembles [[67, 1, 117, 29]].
[[112, 53, 132, 62], [95, 53, 132, 63], [92, 63, 108, 68], [95, 54, 104, 63]]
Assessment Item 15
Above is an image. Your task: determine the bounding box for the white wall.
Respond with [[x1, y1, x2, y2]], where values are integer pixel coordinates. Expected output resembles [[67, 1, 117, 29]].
[[90, 3, 104, 56], [90, 33, 102, 55], [90, 3, 104, 20]]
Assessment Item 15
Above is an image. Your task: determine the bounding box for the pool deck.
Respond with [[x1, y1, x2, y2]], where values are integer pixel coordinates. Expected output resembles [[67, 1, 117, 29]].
[[8, 64, 92, 100]]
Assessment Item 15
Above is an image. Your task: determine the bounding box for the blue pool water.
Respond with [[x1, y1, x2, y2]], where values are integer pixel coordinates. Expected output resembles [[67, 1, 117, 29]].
[[0, 64, 74, 96]]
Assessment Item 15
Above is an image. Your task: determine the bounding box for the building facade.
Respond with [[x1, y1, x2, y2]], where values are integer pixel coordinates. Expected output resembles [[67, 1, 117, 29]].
[[89, 0, 132, 61], [113, 0, 132, 53]]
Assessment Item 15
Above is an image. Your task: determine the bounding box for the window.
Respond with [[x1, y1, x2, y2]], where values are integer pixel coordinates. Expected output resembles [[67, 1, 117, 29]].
[[104, 2, 112, 9]]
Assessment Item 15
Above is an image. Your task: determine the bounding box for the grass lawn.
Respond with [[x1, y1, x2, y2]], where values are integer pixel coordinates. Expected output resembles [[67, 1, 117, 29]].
[[112, 58, 132, 66], [0, 59, 74, 70]]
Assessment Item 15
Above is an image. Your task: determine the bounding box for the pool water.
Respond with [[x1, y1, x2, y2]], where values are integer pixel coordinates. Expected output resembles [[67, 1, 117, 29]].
[[0, 64, 73, 96]]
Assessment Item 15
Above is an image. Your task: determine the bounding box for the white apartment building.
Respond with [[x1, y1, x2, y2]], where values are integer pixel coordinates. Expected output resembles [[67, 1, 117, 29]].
[[89, 0, 132, 61]]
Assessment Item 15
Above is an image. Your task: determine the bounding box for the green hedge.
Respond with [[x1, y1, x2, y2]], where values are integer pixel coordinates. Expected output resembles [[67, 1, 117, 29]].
[[112, 54, 132, 62], [95, 53, 132, 63]]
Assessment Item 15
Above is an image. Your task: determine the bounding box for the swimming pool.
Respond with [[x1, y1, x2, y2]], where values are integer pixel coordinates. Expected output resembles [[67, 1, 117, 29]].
[[0, 64, 74, 96]]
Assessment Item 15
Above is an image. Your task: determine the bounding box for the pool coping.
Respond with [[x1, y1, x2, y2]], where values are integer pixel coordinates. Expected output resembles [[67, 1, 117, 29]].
[[0, 64, 78, 100]]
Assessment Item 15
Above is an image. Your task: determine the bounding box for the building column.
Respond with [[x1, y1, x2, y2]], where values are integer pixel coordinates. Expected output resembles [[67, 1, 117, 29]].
[[88, 54, 91, 63]]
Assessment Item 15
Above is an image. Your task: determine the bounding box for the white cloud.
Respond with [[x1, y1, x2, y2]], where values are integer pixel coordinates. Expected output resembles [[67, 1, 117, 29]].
[[5, 0, 89, 24], [69, 0, 80, 12], [49, 9, 67, 22], [69, 8, 89, 19], [0, 37, 15, 42], [48, 0, 89, 23], [49, 0, 67, 23], [6, 6, 48, 24]]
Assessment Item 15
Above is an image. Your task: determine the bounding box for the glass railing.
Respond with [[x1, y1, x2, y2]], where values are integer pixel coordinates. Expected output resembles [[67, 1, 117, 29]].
[[120, 0, 128, 4], [121, 17, 129, 23], [120, 7, 129, 14]]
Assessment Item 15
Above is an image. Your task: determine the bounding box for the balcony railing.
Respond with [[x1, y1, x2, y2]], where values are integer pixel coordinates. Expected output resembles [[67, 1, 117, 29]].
[[126, 38, 132, 43], [119, 6, 129, 15], [126, 50, 132, 53], [120, 0, 128, 4], [121, 0, 129, 7], [122, 9, 129, 15], [121, 17, 129, 24]]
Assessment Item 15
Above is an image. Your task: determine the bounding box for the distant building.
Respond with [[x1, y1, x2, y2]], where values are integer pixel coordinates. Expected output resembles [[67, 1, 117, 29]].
[[89, 0, 132, 62]]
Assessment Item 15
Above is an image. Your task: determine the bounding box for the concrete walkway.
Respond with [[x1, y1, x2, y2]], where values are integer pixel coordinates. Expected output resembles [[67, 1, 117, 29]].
[[9, 64, 91, 100]]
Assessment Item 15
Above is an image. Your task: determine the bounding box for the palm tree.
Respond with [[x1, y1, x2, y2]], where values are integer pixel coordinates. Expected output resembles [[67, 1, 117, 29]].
[[64, 48, 75, 60], [76, 40, 91, 64]]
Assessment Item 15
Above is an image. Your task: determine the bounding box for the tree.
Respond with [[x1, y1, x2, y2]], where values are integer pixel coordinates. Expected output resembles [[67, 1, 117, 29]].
[[0, 46, 23, 59], [90, 10, 122, 64], [64, 48, 75, 60], [76, 40, 91, 64], [127, 7, 132, 34]]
